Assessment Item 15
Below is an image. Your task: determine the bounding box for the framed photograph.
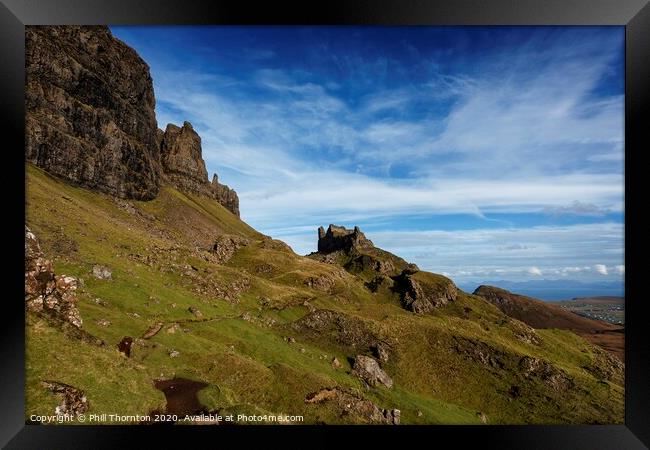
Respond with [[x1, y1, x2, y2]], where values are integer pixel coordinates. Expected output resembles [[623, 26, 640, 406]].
[[2, 0, 649, 447]]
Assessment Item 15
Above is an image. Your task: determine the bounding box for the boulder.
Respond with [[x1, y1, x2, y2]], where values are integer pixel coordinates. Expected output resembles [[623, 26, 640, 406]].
[[142, 322, 164, 339], [352, 355, 393, 388], [92, 265, 112, 280], [117, 336, 134, 357], [188, 306, 203, 318]]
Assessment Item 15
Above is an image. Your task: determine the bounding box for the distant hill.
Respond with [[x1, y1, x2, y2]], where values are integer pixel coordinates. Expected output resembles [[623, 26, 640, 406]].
[[462, 279, 624, 301], [473, 285, 624, 360]]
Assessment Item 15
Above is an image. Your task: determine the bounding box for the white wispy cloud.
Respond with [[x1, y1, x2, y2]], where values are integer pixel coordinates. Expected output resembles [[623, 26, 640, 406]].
[[594, 264, 609, 275], [114, 26, 624, 285]]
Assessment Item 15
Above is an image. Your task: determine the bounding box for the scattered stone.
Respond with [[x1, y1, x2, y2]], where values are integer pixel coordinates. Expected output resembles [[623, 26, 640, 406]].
[[41, 381, 88, 416], [127, 312, 141, 319], [284, 336, 296, 344], [169, 349, 180, 358], [142, 322, 164, 339], [117, 336, 134, 357], [96, 318, 111, 327], [166, 323, 181, 334], [92, 265, 112, 280], [240, 312, 252, 322], [477, 411, 488, 424], [417, 410, 423, 417], [188, 306, 203, 318], [352, 355, 393, 388], [300, 348, 306, 353], [94, 298, 108, 307], [332, 356, 343, 368]]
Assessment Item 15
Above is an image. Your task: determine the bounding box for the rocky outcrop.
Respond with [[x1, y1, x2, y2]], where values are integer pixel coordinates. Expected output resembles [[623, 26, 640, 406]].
[[317, 224, 374, 254], [352, 355, 393, 388], [210, 234, 249, 263], [25, 226, 82, 328], [305, 388, 400, 424], [160, 122, 208, 188], [158, 122, 240, 216], [26, 26, 240, 216], [392, 270, 457, 314], [26, 26, 161, 200], [519, 356, 573, 391], [41, 381, 89, 416], [211, 174, 240, 217]]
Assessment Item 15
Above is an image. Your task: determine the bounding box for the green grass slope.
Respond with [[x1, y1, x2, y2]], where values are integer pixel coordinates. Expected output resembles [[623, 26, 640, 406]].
[[25, 164, 623, 424]]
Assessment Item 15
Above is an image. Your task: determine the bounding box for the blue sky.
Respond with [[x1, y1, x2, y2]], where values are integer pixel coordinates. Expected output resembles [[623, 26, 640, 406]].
[[110, 26, 624, 290]]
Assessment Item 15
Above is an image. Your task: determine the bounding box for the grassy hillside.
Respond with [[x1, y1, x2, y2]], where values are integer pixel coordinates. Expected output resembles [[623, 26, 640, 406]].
[[25, 164, 624, 425]]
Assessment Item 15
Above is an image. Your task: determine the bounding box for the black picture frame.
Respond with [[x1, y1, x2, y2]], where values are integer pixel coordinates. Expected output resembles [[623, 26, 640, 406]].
[[2, 0, 648, 448]]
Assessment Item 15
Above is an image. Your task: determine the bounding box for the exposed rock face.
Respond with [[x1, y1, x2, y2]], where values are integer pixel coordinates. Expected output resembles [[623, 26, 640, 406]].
[[392, 270, 457, 314], [305, 388, 399, 424], [352, 355, 393, 388], [26, 26, 241, 216], [25, 226, 82, 328], [26, 26, 161, 200], [317, 224, 374, 254], [158, 122, 240, 216]]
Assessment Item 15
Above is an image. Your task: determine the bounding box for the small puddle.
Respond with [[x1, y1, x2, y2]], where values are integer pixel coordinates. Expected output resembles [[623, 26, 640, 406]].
[[153, 377, 209, 416]]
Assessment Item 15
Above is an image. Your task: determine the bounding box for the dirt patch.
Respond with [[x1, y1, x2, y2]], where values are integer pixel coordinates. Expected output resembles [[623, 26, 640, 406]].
[[153, 378, 209, 416]]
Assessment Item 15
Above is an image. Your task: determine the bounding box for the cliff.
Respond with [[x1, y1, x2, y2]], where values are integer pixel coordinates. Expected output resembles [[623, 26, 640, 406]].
[[25, 25, 240, 216], [25, 26, 161, 200]]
